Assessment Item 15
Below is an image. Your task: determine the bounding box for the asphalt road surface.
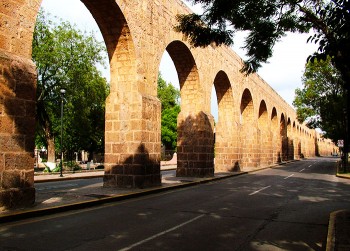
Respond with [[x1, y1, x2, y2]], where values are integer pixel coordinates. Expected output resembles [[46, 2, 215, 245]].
[[1, 157, 349, 251]]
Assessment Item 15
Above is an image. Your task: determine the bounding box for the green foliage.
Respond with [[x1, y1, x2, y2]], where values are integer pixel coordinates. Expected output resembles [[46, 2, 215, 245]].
[[161, 106, 180, 149], [293, 56, 346, 142], [177, 0, 350, 81], [157, 73, 180, 150], [32, 9, 109, 156], [157, 73, 180, 111]]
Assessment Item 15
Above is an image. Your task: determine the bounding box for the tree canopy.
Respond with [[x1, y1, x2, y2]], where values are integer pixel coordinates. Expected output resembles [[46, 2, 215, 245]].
[[33, 10, 109, 161], [176, 0, 350, 83], [293, 56, 346, 142]]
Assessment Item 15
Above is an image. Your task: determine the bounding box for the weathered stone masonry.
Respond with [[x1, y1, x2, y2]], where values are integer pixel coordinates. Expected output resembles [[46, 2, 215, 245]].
[[0, 0, 336, 209]]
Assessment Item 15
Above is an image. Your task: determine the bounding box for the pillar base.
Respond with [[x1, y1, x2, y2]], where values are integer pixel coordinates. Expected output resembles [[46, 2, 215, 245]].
[[176, 166, 214, 177], [0, 187, 35, 210], [103, 164, 161, 189]]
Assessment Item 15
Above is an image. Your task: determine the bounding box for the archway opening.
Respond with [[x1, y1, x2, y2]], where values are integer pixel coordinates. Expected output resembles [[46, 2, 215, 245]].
[[39, 0, 145, 189], [212, 71, 238, 172], [166, 40, 214, 177], [35, 0, 111, 173], [158, 51, 180, 162]]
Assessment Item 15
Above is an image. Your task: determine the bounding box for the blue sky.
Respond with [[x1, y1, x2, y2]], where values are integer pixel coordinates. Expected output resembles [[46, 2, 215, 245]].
[[40, 0, 318, 122]]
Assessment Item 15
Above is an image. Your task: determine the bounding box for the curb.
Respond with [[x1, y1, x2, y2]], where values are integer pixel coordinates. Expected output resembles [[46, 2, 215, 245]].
[[336, 174, 350, 179], [326, 209, 350, 251], [326, 210, 339, 251], [34, 168, 178, 183], [34, 174, 105, 183], [0, 171, 247, 224]]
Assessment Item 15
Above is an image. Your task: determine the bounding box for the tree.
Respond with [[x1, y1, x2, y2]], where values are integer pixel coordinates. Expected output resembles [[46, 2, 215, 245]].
[[176, 1, 349, 77], [32, 10, 109, 162], [176, 0, 350, 166], [157, 73, 180, 150], [293, 57, 346, 142]]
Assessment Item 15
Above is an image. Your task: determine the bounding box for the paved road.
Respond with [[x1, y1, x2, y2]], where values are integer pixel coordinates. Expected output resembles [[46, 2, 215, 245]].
[[1, 158, 349, 251]]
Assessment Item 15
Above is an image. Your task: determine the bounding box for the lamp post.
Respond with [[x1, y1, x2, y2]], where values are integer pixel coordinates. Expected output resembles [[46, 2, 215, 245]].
[[60, 88, 66, 177]]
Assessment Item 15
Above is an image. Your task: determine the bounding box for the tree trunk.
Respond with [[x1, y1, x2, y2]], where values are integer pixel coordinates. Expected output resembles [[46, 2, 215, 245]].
[[47, 136, 56, 163]]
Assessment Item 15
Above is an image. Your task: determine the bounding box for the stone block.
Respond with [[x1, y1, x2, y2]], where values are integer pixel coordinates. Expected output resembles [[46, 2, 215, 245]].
[[117, 175, 133, 188], [110, 165, 124, 175], [1, 170, 21, 189], [0, 115, 13, 134], [103, 174, 117, 188], [14, 116, 35, 135], [5, 152, 33, 170], [0, 187, 35, 209]]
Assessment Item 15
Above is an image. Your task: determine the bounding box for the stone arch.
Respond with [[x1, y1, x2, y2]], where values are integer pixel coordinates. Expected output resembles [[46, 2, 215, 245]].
[[241, 89, 254, 124], [82, 0, 137, 91], [79, 1, 161, 189], [280, 113, 288, 161], [212, 71, 238, 172], [240, 89, 258, 169], [166, 41, 214, 177], [166, 41, 202, 112], [271, 107, 279, 162], [258, 100, 271, 166], [0, 0, 147, 206]]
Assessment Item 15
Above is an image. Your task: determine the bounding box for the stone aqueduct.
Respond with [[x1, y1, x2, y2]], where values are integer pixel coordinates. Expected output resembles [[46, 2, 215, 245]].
[[0, 0, 336, 209]]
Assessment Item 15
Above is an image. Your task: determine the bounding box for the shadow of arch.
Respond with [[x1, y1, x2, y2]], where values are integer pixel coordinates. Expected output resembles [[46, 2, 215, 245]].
[[213, 71, 239, 172], [176, 111, 214, 177], [104, 143, 161, 188]]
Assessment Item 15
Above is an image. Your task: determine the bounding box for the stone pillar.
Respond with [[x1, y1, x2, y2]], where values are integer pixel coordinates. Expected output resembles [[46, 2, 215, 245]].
[[241, 126, 259, 170], [176, 111, 214, 177], [0, 51, 36, 209], [104, 92, 161, 188], [215, 121, 240, 172], [294, 138, 301, 160]]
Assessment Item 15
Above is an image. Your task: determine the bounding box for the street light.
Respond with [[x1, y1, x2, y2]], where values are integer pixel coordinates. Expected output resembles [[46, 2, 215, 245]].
[[60, 88, 66, 177]]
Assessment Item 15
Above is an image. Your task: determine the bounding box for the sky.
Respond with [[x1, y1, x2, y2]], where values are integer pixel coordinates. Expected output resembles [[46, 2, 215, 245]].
[[40, 0, 318, 122]]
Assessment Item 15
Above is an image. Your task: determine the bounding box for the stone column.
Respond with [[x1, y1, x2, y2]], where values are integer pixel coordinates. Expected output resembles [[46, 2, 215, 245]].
[[215, 121, 240, 172], [104, 92, 161, 188], [176, 111, 215, 177], [0, 51, 36, 209]]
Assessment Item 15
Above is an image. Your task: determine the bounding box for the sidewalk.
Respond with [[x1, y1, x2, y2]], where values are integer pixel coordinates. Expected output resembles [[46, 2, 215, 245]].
[[327, 171, 350, 251], [0, 165, 246, 222]]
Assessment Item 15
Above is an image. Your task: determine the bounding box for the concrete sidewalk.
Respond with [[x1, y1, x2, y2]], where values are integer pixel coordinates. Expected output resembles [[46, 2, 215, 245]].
[[0, 166, 246, 222]]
